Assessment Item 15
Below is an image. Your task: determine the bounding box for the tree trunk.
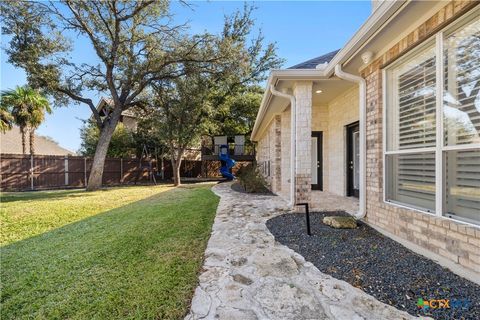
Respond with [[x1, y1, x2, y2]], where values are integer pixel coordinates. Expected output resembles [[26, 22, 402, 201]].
[[20, 126, 26, 154], [171, 147, 185, 187], [29, 128, 35, 155], [86, 112, 121, 191]]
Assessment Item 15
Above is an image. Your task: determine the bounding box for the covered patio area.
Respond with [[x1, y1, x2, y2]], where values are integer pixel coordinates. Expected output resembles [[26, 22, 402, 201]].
[[252, 64, 364, 213], [310, 190, 359, 214]]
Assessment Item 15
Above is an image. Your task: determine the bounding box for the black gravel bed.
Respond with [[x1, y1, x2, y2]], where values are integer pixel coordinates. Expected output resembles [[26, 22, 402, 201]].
[[267, 211, 480, 320]]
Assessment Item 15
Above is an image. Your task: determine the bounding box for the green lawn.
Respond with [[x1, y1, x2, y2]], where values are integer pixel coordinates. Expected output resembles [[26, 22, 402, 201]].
[[0, 184, 219, 319]]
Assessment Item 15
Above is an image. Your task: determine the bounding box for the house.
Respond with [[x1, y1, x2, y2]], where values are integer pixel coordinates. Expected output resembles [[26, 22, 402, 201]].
[[95, 97, 138, 131], [252, 0, 479, 275], [1, 126, 75, 155]]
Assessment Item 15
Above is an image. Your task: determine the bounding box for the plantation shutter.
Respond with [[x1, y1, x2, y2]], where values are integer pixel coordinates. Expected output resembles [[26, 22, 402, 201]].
[[444, 22, 480, 222], [445, 149, 480, 221], [388, 48, 437, 210], [397, 54, 437, 149]]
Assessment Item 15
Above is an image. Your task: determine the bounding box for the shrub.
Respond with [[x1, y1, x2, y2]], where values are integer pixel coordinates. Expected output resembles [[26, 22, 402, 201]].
[[236, 163, 270, 193]]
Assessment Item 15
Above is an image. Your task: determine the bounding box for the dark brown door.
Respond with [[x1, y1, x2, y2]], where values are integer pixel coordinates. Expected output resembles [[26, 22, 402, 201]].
[[311, 131, 323, 191], [346, 122, 359, 198]]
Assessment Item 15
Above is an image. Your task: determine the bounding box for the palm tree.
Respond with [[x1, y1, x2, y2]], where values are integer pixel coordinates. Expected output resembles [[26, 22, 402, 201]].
[[1, 86, 51, 154], [0, 105, 14, 133], [27, 96, 52, 155]]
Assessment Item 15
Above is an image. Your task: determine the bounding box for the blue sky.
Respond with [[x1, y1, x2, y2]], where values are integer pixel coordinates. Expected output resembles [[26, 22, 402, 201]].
[[1, 1, 371, 152]]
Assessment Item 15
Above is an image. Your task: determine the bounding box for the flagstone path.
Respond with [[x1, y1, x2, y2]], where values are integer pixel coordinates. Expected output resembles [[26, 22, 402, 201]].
[[186, 182, 426, 320]]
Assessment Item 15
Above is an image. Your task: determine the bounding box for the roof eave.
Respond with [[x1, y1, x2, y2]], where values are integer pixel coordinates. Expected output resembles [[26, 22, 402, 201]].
[[251, 0, 408, 142], [250, 69, 332, 141], [323, 0, 407, 76]]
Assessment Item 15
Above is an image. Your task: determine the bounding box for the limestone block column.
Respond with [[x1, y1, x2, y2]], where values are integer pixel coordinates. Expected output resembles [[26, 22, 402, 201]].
[[294, 81, 312, 204], [272, 115, 282, 193]]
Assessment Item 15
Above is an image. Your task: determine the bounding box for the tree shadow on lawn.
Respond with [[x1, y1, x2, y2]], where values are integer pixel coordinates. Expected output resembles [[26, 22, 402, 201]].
[[0, 189, 97, 203], [1, 186, 219, 320], [0, 184, 178, 203]]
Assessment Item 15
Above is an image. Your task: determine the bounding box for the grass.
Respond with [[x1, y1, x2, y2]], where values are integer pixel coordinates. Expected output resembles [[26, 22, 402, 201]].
[[0, 184, 219, 319]]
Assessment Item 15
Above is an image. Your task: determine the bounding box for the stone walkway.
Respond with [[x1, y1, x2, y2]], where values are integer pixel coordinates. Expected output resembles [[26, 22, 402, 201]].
[[186, 182, 422, 320]]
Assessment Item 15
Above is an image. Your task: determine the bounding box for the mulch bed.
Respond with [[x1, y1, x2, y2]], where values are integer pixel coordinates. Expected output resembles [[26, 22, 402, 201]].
[[266, 211, 480, 320], [230, 181, 274, 195]]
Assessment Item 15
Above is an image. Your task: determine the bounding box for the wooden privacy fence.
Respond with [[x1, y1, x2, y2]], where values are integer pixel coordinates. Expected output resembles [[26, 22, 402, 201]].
[[0, 154, 205, 191]]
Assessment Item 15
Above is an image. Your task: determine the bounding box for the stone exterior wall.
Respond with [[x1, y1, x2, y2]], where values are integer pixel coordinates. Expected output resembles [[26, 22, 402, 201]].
[[280, 108, 291, 201], [294, 82, 313, 204], [326, 87, 359, 196], [361, 0, 480, 274]]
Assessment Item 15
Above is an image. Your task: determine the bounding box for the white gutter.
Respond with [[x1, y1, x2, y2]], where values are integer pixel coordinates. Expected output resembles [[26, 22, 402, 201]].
[[334, 64, 366, 219], [269, 85, 296, 207], [252, 1, 406, 142]]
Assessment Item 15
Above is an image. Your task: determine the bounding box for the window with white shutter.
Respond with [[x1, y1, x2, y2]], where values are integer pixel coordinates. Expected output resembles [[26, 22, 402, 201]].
[[384, 11, 480, 224], [385, 43, 437, 212], [443, 17, 480, 224]]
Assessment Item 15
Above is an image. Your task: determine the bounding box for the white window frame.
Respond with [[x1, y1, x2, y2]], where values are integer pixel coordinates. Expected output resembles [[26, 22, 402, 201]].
[[382, 9, 480, 227]]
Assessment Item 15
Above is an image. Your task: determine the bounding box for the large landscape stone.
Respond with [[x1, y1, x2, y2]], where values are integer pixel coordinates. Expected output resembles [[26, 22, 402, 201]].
[[323, 216, 357, 229]]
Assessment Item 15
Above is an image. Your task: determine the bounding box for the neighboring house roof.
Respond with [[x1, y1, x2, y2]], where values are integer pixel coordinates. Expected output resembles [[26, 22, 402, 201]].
[[288, 50, 340, 70], [1, 127, 76, 155], [95, 97, 136, 118]]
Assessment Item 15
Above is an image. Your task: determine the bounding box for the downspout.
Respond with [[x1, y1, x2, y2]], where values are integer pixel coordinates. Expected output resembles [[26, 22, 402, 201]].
[[334, 65, 366, 219], [270, 85, 296, 207]]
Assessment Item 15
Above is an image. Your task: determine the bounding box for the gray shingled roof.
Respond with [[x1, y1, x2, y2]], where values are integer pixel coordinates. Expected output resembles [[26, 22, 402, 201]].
[[288, 49, 340, 69]]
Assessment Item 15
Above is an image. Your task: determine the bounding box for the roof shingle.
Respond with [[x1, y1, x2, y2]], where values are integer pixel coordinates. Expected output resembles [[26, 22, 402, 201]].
[[288, 49, 340, 69]]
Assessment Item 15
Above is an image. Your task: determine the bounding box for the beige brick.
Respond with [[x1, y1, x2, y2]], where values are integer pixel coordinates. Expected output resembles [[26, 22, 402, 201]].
[[459, 257, 480, 273], [468, 237, 480, 248], [430, 224, 447, 235], [466, 227, 476, 237], [468, 253, 480, 264], [414, 219, 428, 229], [414, 231, 429, 243], [458, 240, 477, 253], [446, 230, 468, 242], [407, 223, 422, 233], [457, 224, 467, 234], [428, 238, 447, 250], [449, 222, 458, 232], [439, 248, 459, 263]]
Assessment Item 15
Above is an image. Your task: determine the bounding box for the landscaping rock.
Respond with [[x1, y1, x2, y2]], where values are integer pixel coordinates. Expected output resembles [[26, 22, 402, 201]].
[[268, 211, 480, 320], [323, 216, 357, 229]]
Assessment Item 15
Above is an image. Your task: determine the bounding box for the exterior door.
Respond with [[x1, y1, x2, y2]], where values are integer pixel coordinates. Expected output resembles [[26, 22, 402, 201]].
[[311, 132, 323, 190], [347, 122, 360, 197]]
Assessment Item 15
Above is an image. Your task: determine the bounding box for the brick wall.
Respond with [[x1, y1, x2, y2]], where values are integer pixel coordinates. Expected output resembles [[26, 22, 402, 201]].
[[361, 0, 480, 274]]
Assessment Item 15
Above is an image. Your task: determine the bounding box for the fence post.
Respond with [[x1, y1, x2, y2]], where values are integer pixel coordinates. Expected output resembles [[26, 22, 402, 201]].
[[120, 158, 123, 184], [30, 154, 34, 190], [84, 157, 87, 187], [64, 156, 69, 186]]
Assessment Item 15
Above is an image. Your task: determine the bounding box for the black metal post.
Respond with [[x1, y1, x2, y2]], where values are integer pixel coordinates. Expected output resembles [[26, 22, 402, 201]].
[[296, 203, 311, 236]]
